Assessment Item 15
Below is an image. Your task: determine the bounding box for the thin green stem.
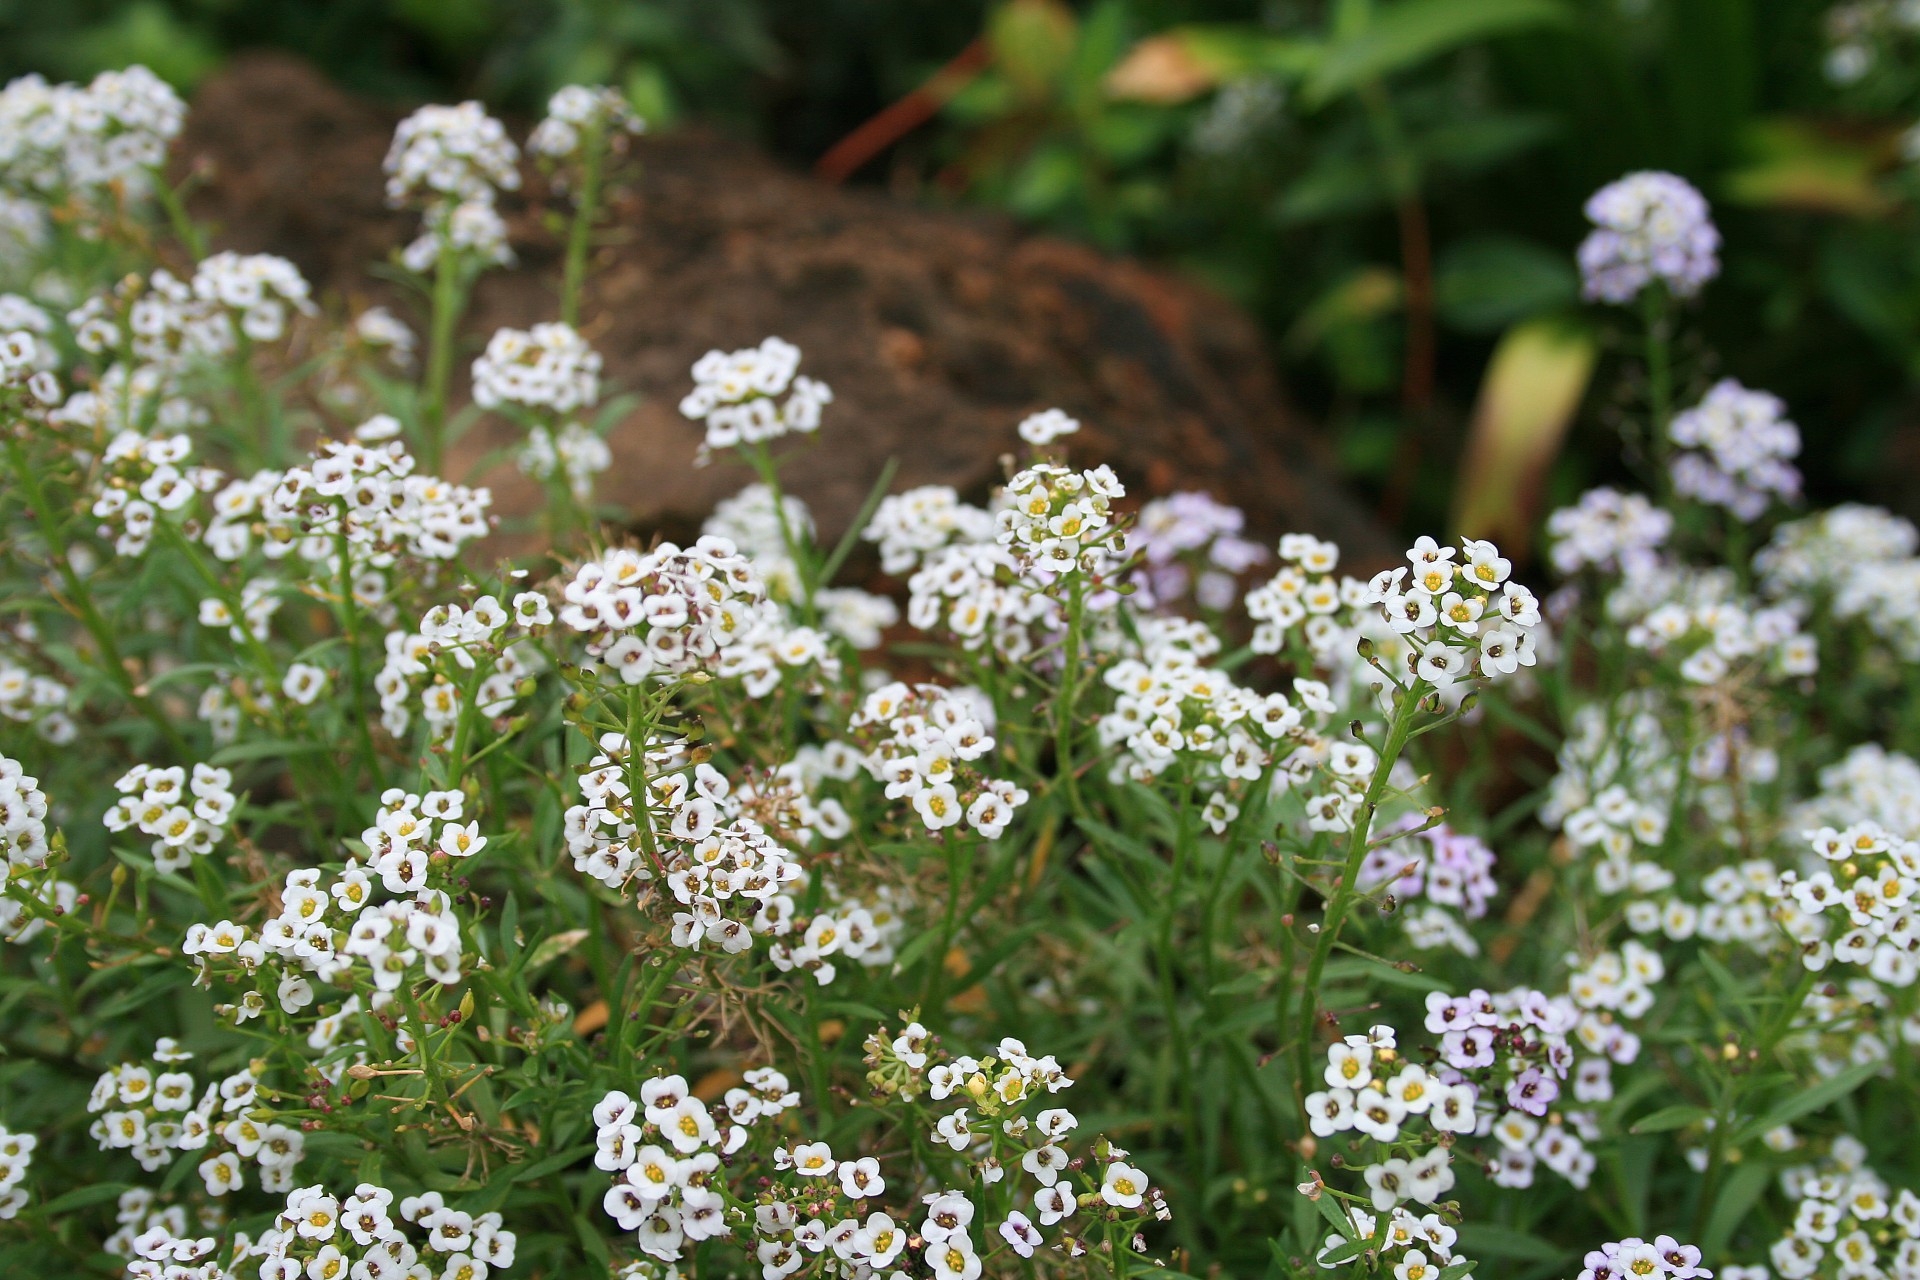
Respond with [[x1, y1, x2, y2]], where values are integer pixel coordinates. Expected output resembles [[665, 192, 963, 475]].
[[1293, 684, 1425, 1094], [420, 249, 468, 475]]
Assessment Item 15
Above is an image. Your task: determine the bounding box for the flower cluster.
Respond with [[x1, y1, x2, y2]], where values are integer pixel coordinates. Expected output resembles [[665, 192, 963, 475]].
[[593, 1069, 795, 1259], [995, 462, 1128, 576], [1096, 627, 1306, 791], [1128, 491, 1267, 610], [558, 538, 766, 684], [851, 682, 1029, 837], [1366, 536, 1542, 689], [85, 1042, 288, 1188], [1758, 504, 1920, 661], [1577, 171, 1720, 303], [679, 337, 833, 457], [191, 252, 317, 345], [864, 485, 996, 576], [1669, 379, 1802, 519], [1774, 822, 1920, 982], [385, 101, 520, 271], [1758, 1142, 1920, 1279], [520, 421, 611, 500], [529, 84, 644, 165], [372, 592, 542, 739], [0, 66, 183, 201], [125, 1182, 516, 1280], [1547, 487, 1674, 577], [565, 732, 806, 961], [1576, 1237, 1712, 1280], [1359, 818, 1499, 954], [472, 321, 602, 415], [0, 1124, 31, 1219], [102, 762, 239, 874], [0, 753, 51, 870], [1310, 1196, 1478, 1280]]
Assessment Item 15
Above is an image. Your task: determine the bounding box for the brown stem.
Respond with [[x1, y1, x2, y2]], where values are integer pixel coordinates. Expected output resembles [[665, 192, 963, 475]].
[[815, 38, 991, 185]]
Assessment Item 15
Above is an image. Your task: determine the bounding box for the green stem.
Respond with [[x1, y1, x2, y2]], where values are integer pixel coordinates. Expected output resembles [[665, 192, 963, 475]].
[[3, 435, 189, 755], [420, 249, 468, 475], [1643, 286, 1674, 501], [1292, 684, 1425, 1094], [560, 129, 606, 329]]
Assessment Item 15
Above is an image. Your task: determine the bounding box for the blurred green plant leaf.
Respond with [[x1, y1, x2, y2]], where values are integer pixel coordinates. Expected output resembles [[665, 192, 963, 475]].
[[1305, 0, 1571, 106], [1723, 117, 1892, 216], [1436, 235, 1579, 332]]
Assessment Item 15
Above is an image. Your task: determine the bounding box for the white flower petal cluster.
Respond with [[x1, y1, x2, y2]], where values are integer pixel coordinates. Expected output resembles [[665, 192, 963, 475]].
[[995, 462, 1127, 576], [123, 1181, 516, 1280], [206, 430, 494, 575], [852, 682, 1028, 838], [565, 732, 805, 962], [1759, 505, 1920, 661], [1577, 170, 1720, 303], [520, 421, 612, 500], [559, 538, 766, 683], [865, 485, 996, 576], [594, 1070, 794, 1260], [385, 101, 519, 272], [192, 252, 317, 344], [1016, 408, 1080, 446], [354, 306, 416, 368], [1098, 619, 1305, 785], [0, 753, 51, 870], [185, 790, 486, 1016], [1245, 533, 1378, 661], [374, 593, 541, 739], [473, 322, 602, 415], [102, 762, 238, 873], [0, 660, 69, 746], [1311, 1201, 1474, 1280], [0, 66, 183, 201], [680, 337, 832, 456], [0, 1125, 31, 1218], [401, 196, 513, 271], [1366, 536, 1543, 689], [87, 1043, 286, 1188], [700, 484, 899, 648], [1547, 487, 1674, 577], [1773, 821, 1920, 983], [1670, 379, 1802, 519], [529, 84, 644, 163], [384, 101, 519, 208], [1759, 1140, 1920, 1280], [1573, 1236, 1711, 1280]]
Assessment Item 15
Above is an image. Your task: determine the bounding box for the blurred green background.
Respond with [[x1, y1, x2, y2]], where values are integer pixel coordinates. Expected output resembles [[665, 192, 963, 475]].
[[12, 0, 1920, 541]]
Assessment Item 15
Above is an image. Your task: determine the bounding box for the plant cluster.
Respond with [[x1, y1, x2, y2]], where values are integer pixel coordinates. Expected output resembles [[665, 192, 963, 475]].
[[1, 60, 1920, 1280]]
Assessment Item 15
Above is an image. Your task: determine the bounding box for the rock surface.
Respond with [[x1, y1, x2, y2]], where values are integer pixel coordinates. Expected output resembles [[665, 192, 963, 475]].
[[177, 53, 1391, 562]]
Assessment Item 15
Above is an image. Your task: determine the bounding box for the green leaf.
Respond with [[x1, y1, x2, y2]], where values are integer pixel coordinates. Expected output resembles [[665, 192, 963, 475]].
[[1454, 1223, 1566, 1263], [1733, 1061, 1882, 1145], [510, 1142, 593, 1184], [1306, 0, 1571, 104], [1435, 236, 1579, 332], [40, 1181, 132, 1213], [1630, 1103, 1710, 1135], [1702, 1158, 1774, 1258]]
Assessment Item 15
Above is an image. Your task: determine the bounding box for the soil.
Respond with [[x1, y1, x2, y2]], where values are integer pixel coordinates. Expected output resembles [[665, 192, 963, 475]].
[[177, 53, 1393, 564]]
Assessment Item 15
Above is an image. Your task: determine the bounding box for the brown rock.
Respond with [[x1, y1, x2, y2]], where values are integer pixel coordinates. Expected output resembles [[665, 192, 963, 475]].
[[177, 52, 1391, 563]]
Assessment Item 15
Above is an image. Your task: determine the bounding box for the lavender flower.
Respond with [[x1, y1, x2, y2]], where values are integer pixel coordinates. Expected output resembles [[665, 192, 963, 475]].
[[1577, 172, 1720, 304]]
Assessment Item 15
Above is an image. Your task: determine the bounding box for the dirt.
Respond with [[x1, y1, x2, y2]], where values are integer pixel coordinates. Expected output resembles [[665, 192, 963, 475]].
[[177, 53, 1392, 564]]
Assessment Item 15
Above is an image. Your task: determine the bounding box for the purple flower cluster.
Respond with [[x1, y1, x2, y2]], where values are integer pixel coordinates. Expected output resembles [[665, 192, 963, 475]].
[[1579, 1237, 1712, 1280], [1668, 379, 1802, 520], [1577, 171, 1720, 304], [1361, 818, 1499, 920], [1127, 492, 1267, 611]]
